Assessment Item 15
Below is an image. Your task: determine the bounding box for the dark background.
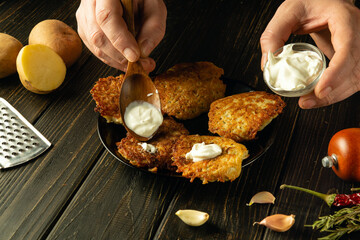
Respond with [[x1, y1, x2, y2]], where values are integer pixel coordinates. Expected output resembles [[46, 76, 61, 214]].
[[0, 0, 360, 239]]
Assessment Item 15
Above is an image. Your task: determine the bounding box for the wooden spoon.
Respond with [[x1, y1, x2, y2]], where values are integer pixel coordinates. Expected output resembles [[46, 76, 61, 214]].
[[119, 0, 162, 142]]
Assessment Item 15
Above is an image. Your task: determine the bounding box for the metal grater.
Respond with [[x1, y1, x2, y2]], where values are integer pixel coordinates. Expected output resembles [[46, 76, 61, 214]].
[[0, 98, 51, 169]]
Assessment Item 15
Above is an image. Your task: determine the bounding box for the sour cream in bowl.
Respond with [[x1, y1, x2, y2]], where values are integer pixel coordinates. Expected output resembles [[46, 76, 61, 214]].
[[263, 43, 326, 97]]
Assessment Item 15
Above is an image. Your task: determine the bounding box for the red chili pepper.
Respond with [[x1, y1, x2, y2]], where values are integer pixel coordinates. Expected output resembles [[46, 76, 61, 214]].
[[280, 184, 360, 207], [333, 193, 360, 207]]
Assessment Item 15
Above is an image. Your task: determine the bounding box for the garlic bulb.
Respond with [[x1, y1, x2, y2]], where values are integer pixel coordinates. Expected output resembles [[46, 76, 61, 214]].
[[253, 214, 295, 232], [175, 209, 209, 227]]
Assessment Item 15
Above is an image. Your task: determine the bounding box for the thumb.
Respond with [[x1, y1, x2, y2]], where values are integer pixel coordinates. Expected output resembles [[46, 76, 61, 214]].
[[137, 1, 167, 57], [260, 1, 305, 69]]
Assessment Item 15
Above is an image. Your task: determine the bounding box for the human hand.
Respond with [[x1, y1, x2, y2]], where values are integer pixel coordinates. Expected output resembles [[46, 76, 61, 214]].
[[260, 0, 360, 109], [76, 0, 167, 72]]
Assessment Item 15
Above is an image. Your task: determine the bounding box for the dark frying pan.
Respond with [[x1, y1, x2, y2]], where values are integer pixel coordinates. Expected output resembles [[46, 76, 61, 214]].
[[97, 78, 278, 177]]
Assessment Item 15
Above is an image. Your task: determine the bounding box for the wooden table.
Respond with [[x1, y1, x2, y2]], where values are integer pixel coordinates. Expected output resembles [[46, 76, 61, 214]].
[[1, 0, 360, 239]]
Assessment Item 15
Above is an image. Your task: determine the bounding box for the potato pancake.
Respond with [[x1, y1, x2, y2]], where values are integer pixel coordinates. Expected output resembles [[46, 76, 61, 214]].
[[172, 135, 248, 184], [90, 75, 124, 124], [116, 117, 189, 172], [154, 62, 225, 120], [208, 91, 285, 142]]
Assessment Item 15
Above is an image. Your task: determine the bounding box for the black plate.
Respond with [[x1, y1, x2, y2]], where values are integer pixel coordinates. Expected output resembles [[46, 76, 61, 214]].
[[97, 79, 277, 176]]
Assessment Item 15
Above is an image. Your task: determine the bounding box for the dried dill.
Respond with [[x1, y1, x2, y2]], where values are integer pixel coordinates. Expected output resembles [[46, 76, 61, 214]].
[[306, 205, 360, 240]]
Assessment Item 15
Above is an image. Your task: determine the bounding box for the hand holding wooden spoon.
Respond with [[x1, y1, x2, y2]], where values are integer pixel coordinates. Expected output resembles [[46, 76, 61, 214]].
[[119, 0, 162, 142]]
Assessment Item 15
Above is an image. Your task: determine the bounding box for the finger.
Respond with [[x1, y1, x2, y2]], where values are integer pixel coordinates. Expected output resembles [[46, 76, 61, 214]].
[[79, 27, 127, 71], [137, 0, 167, 57], [138, 57, 156, 73], [84, 42, 128, 72], [298, 3, 360, 108], [260, 1, 305, 69], [313, 7, 360, 100], [299, 48, 359, 109], [76, 0, 93, 47], [96, 0, 140, 62], [77, 0, 122, 68], [80, 0, 129, 69], [310, 29, 335, 59], [93, 45, 128, 71], [86, 21, 128, 68], [299, 75, 357, 109]]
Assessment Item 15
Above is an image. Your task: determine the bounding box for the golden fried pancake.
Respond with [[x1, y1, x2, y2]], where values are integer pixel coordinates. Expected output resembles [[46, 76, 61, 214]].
[[154, 62, 225, 120], [90, 75, 124, 124], [208, 91, 285, 142], [172, 135, 248, 184], [116, 117, 189, 172]]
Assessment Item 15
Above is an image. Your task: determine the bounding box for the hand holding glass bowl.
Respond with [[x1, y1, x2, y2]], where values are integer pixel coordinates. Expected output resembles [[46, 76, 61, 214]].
[[263, 43, 326, 97]]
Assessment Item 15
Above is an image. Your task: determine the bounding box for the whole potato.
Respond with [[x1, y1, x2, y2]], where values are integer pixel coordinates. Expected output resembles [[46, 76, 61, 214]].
[[29, 19, 82, 67], [0, 33, 23, 78]]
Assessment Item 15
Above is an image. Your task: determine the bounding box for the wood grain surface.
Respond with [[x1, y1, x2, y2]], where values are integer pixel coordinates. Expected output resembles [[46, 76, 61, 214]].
[[0, 0, 360, 239]]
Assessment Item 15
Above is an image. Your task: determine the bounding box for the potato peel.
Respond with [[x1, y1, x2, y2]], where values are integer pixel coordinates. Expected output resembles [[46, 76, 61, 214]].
[[0, 33, 23, 78], [29, 19, 82, 67]]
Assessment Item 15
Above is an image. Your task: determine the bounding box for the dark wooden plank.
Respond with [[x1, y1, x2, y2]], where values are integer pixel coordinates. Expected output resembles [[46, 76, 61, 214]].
[[0, 1, 127, 238], [47, 153, 182, 239], [263, 93, 360, 240], [0, 58, 117, 239], [150, 0, 300, 239], [150, 0, 360, 239], [45, 1, 303, 239], [154, 0, 284, 90], [1, 0, 358, 240], [153, 98, 300, 240], [45, 1, 203, 239], [0, 0, 84, 121]]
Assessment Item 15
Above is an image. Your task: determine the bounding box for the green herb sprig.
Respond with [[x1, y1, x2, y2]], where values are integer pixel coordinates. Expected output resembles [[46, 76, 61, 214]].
[[305, 205, 360, 240]]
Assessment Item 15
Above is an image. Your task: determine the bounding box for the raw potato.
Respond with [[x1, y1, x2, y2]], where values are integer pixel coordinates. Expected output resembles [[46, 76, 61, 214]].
[[0, 33, 23, 78], [29, 19, 82, 67], [16, 44, 66, 94]]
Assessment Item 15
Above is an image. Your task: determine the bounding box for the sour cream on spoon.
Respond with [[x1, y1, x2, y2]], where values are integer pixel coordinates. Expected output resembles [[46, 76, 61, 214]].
[[124, 101, 163, 138]]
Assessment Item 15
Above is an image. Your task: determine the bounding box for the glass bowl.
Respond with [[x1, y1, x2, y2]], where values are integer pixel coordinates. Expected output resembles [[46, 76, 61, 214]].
[[263, 43, 326, 97]]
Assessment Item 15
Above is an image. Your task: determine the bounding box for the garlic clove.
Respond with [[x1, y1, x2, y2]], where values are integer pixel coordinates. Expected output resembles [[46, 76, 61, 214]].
[[253, 214, 295, 232], [246, 191, 276, 206], [175, 209, 209, 227]]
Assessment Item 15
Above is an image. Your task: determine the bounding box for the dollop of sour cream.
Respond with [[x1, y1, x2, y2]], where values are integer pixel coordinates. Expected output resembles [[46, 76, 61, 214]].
[[264, 44, 323, 91], [124, 101, 163, 138], [185, 142, 222, 162], [138, 142, 157, 154]]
